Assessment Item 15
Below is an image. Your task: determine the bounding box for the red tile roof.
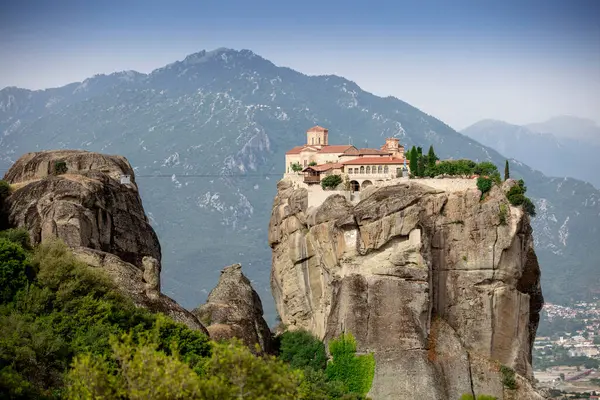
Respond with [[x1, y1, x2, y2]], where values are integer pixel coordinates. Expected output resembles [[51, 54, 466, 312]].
[[307, 125, 328, 132], [342, 147, 360, 155], [358, 148, 390, 155], [302, 163, 343, 172], [317, 145, 355, 153], [285, 145, 318, 155], [342, 157, 407, 165]]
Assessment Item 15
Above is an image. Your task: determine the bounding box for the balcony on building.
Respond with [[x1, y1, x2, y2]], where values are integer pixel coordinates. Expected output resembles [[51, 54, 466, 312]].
[[302, 163, 343, 184]]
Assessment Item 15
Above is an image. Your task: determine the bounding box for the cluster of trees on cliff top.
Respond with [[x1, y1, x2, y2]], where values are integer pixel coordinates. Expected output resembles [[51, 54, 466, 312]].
[[0, 202, 374, 399], [405, 146, 535, 217]]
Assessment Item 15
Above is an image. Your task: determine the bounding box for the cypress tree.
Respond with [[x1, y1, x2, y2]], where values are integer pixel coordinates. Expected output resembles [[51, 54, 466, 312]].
[[504, 160, 510, 181], [409, 147, 418, 176], [415, 147, 423, 176], [427, 145, 437, 168]]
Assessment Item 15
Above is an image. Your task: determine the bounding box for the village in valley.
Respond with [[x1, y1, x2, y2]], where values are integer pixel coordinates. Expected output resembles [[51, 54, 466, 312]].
[[533, 299, 600, 396]]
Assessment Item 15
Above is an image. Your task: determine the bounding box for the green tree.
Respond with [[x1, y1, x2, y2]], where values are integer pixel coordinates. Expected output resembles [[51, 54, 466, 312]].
[[409, 147, 418, 177], [0, 180, 10, 202], [309, 161, 318, 166], [0, 228, 32, 250], [0, 238, 32, 303], [291, 162, 303, 172], [504, 160, 510, 181], [325, 333, 375, 396], [200, 340, 302, 399], [474, 162, 500, 182], [278, 330, 327, 371], [506, 179, 536, 217], [321, 175, 343, 190], [66, 334, 203, 400], [476, 177, 493, 199], [427, 145, 438, 169]]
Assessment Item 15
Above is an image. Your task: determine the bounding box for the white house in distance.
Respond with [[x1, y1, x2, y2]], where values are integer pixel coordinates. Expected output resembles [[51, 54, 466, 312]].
[[285, 125, 409, 191]]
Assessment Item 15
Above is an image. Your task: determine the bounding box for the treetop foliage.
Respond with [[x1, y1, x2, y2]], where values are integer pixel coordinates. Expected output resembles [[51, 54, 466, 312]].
[[0, 229, 373, 399]]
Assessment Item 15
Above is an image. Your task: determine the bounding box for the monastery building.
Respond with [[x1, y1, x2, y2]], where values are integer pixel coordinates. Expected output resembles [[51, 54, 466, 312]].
[[285, 126, 409, 191]]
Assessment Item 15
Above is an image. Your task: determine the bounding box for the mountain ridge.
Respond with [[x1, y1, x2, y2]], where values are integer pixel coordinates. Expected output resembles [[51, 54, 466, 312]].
[[462, 118, 600, 188], [1, 47, 599, 316]]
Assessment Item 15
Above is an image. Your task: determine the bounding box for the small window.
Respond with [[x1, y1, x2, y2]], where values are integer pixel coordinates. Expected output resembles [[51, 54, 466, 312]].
[[378, 166, 383, 173], [303, 159, 307, 167], [348, 168, 353, 174], [384, 166, 389, 173], [318, 137, 321, 144], [360, 166, 365, 174], [366, 166, 371, 174], [354, 168, 359, 174]]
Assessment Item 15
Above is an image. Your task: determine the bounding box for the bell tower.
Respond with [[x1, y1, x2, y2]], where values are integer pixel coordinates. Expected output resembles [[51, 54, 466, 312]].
[[306, 125, 328, 147]]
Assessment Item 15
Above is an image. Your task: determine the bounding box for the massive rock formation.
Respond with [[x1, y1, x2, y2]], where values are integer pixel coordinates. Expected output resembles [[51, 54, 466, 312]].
[[269, 178, 545, 400], [2, 150, 206, 332], [193, 264, 274, 354]]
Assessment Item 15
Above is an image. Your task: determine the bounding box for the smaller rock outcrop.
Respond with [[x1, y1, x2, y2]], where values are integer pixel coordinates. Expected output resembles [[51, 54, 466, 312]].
[[73, 247, 207, 333], [193, 264, 274, 354], [2, 150, 207, 333]]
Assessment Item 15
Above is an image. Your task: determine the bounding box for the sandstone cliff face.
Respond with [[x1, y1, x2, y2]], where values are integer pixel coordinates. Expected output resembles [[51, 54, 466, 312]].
[[5, 150, 158, 268], [269, 179, 544, 400], [3, 150, 206, 333], [193, 264, 274, 354]]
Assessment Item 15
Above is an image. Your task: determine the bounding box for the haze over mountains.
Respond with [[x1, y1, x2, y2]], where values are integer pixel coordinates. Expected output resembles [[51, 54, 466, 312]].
[[1, 48, 599, 318], [462, 117, 600, 189]]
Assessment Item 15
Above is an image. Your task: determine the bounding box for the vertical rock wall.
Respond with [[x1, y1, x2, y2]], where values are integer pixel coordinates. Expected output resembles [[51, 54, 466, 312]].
[[269, 178, 544, 400]]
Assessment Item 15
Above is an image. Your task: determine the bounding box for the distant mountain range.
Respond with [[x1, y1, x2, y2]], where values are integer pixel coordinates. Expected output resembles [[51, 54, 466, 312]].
[[462, 117, 600, 189], [1, 48, 599, 317]]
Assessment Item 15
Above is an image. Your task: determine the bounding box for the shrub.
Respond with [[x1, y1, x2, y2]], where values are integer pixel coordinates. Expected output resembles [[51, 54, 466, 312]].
[[0, 238, 33, 303], [53, 160, 68, 175], [0, 180, 10, 201], [278, 330, 327, 371], [506, 180, 536, 217], [460, 395, 498, 400], [321, 175, 342, 190], [0, 228, 32, 250], [308, 161, 317, 166], [476, 177, 493, 198], [325, 333, 375, 396], [498, 204, 508, 226], [291, 163, 303, 173], [500, 365, 517, 390]]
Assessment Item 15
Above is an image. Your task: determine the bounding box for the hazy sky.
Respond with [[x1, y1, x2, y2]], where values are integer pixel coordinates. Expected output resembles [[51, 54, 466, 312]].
[[1, 0, 599, 130]]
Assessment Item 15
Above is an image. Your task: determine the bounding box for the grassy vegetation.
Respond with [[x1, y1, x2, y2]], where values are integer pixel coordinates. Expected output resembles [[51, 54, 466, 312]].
[[500, 365, 517, 390]]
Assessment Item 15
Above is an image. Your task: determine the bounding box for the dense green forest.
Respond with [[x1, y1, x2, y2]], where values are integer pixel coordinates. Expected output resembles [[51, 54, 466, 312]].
[[0, 197, 374, 400]]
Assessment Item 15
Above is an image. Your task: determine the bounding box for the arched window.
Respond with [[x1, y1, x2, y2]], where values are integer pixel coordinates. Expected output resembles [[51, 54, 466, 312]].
[[366, 166, 371, 174], [360, 166, 365, 174], [384, 166, 389, 174], [378, 166, 383, 173]]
